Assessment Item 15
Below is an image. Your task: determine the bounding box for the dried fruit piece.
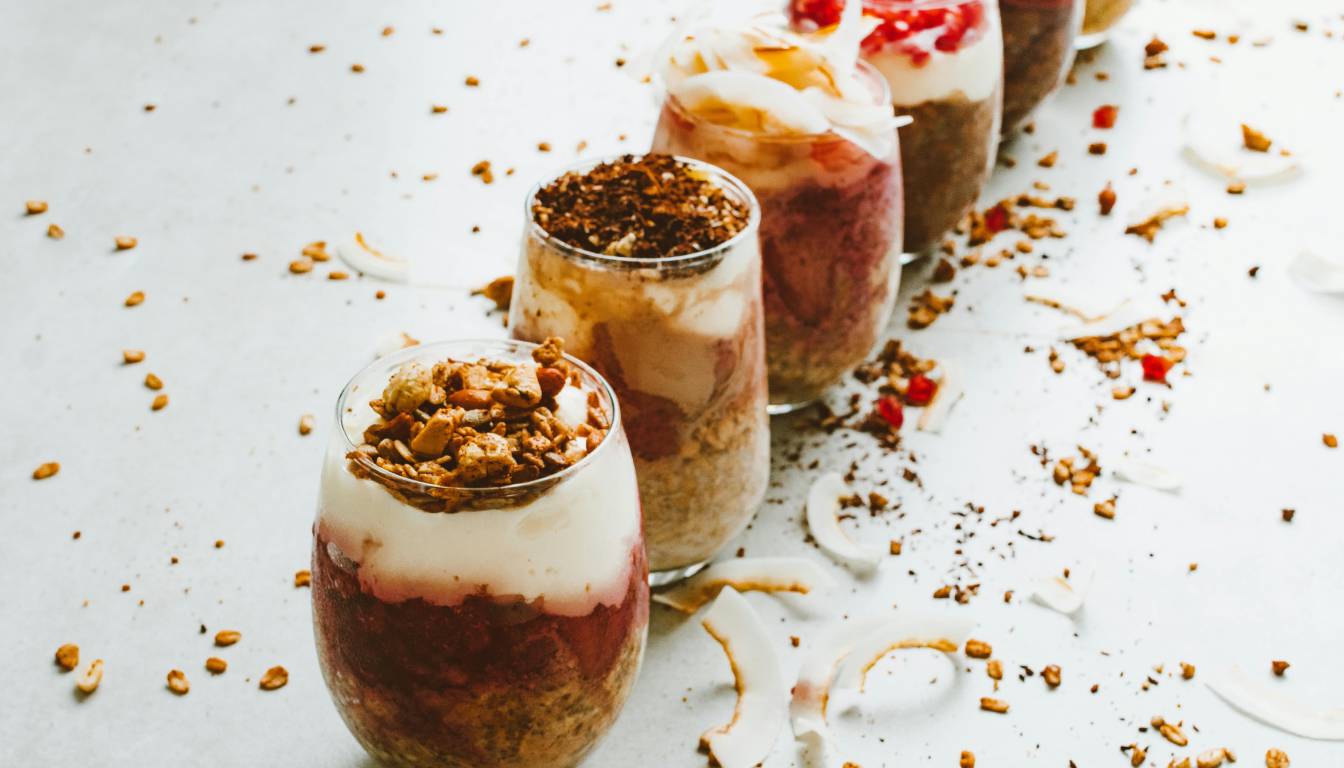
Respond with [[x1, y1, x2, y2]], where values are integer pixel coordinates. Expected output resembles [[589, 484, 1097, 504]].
[[55, 643, 79, 671], [76, 659, 104, 693], [33, 462, 60, 480], [1142, 354, 1174, 384], [214, 630, 241, 647], [1092, 105, 1119, 129], [259, 665, 288, 690], [905, 374, 936, 406], [166, 669, 189, 695], [875, 396, 904, 430]]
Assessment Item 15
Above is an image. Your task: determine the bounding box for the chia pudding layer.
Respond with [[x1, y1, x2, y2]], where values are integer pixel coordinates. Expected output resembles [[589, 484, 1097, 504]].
[[1000, 0, 1082, 133], [511, 155, 769, 573], [312, 340, 647, 767]]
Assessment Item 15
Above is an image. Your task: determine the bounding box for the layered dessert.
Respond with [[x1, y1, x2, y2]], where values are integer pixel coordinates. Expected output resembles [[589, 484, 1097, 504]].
[[792, 0, 1003, 255], [312, 338, 647, 768], [1000, 0, 1082, 134], [650, 3, 904, 411], [510, 155, 769, 577], [1078, 0, 1133, 48]]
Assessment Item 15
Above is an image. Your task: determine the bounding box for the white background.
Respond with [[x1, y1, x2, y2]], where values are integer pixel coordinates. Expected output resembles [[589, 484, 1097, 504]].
[[2, 0, 1343, 765]]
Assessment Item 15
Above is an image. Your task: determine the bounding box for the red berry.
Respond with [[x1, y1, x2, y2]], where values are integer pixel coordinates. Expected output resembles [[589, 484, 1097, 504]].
[[905, 374, 937, 406], [1092, 104, 1119, 129], [984, 203, 1009, 233], [1141, 354, 1173, 383], [876, 396, 904, 430]]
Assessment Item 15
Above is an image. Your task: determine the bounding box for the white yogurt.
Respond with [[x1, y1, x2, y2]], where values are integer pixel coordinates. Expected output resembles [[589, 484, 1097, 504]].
[[866, 19, 1003, 106]]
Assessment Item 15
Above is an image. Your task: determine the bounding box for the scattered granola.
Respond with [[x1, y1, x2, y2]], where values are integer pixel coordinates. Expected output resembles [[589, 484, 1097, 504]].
[[1181, 662, 1196, 679], [123, 349, 145, 364], [960, 751, 975, 768], [1129, 745, 1147, 766], [965, 639, 992, 659], [214, 630, 241, 647], [47, 223, 64, 239], [151, 394, 169, 411], [531, 155, 750, 259], [294, 569, 311, 587], [1093, 497, 1117, 519], [1323, 433, 1338, 448], [33, 462, 60, 480], [471, 160, 494, 184], [206, 657, 227, 674], [1038, 150, 1059, 168], [1052, 447, 1101, 495], [1069, 317, 1186, 380], [114, 236, 137, 251], [1265, 748, 1290, 768], [979, 697, 1009, 714], [1242, 124, 1273, 152], [259, 665, 288, 691], [1151, 715, 1188, 746], [1125, 205, 1189, 242], [76, 659, 104, 694], [55, 643, 79, 671], [987, 659, 1003, 680], [1099, 183, 1117, 215], [1042, 664, 1062, 688], [298, 414, 315, 436], [167, 669, 189, 695], [1197, 748, 1233, 768], [1227, 181, 1246, 195], [25, 200, 48, 215], [908, 289, 955, 329], [1271, 659, 1290, 676]]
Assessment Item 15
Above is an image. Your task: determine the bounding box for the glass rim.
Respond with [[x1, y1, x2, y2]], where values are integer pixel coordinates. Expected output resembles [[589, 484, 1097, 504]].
[[654, 58, 892, 145], [333, 338, 623, 496], [864, 0, 994, 11], [522, 153, 761, 270]]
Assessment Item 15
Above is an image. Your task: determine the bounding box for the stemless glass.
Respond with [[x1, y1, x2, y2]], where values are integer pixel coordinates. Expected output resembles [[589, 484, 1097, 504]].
[[312, 339, 648, 768], [999, 0, 1084, 134], [854, 0, 1004, 256], [510, 157, 769, 582], [651, 63, 903, 413], [1076, 0, 1133, 49]]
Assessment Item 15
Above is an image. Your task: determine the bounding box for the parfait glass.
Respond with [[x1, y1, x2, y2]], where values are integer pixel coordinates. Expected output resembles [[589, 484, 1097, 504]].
[[312, 339, 647, 768], [1076, 0, 1133, 49], [651, 63, 903, 413], [510, 157, 769, 583], [999, 0, 1084, 134]]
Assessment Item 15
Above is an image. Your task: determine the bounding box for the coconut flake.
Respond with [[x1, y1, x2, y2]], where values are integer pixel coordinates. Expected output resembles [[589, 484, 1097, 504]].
[[1029, 565, 1094, 616], [1110, 457, 1182, 492], [700, 587, 790, 768], [1288, 250, 1344, 295], [806, 473, 882, 573], [832, 613, 974, 694], [1206, 665, 1344, 740], [337, 232, 409, 283], [653, 557, 836, 614], [1180, 111, 1301, 185]]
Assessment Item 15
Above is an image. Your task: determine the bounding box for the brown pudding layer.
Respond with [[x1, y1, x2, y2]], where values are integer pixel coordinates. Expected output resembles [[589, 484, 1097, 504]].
[[312, 533, 648, 768], [1000, 0, 1080, 133], [896, 92, 1000, 254]]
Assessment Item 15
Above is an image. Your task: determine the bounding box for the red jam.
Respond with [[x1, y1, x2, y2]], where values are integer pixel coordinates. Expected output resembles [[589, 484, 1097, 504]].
[[791, 0, 986, 63], [1092, 104, 1119, 129], [1141, 353, 1173, 383], [876, 395, 905, 429], [905, 373, 937, 406]]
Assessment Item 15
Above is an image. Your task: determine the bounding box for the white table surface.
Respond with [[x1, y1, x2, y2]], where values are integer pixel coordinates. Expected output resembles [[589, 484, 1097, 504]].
[[4, 0, 1343, 765]]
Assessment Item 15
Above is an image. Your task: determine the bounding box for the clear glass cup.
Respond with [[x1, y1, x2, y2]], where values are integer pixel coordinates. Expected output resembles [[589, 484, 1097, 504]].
[[651, 63, 903, 413], [510, 157, 769, 582], [1076, 0, 1133, 49], [312, 339, 648, 768], [854, 0, 1004, 255], [999, 0, 1084, 134]]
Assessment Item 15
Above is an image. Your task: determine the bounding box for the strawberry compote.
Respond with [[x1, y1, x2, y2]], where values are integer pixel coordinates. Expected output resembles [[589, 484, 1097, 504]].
[[312, 340, 647, 768], [793, 0, 1003, 255], [1000, 0, 1083, 133]]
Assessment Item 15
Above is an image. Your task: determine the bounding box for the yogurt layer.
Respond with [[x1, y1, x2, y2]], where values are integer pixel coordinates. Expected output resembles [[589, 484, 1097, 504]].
[[867, 18, 1002, 105]]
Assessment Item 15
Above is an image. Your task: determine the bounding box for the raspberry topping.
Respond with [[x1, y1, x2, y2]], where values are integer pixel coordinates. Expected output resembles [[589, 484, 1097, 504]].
[[876, 395, 905, 429], [905, 373, 937, 406], [790, 0, 986, 63], [1141, 354, 1173, 384], [983, 202, 1010, 234], [1092, 104, 1119, 129]]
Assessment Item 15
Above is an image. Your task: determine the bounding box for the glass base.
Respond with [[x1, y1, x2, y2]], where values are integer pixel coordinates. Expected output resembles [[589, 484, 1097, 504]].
[[899, 249, 928, 266], [1075, 29, 1110, 50], [767, 399, 816, 416], [649, 559, 710, 588]]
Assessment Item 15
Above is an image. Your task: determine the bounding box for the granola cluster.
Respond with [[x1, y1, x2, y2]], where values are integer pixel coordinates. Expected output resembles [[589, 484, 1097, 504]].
[[348, 338, 609, 510], [1070, 317, 1186, 379], [531, 154, 750, 260]]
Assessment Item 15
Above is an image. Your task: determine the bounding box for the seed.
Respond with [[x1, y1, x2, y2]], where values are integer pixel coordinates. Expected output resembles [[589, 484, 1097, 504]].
[[431, 104, 448, 114], [294, 570, 311, 587], [308, 44, 325, 53], [259, 665, 289, 690], [986, 659, 1003, 680], [964, 639, 992, 659], [205, 657, 227, 674], [350, 63, 364, 73], [25, 200, 48, 215], [47, 223, 65, 239], [124, 291, 145, 307], [55, 643, 80, 671], [327, 270, 349, 280], [241, 252, 257, 261], [214, 630, 241, 647], [114, 236, 137, 251], [76, 659, 104, 693], [151, 394, 169, 411], [1042, 664, 1062, 688], [123, 349, 145, 364], [33, 462, 61, 480], [166, 669, 189, 695], [979, 697, 1009, 714], [144, 373, 163, 390], [289, 259, 313, 274]]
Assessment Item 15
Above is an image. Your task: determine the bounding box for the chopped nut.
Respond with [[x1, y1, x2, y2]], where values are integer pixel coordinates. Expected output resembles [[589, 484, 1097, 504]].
[[289, 258, 313, 274], [122, 349, 145, 364], [464, 75, 479, 87], [259, 665, 288, 690], [294, 569, 311, 587], [907, 289, 955, 329], [124, 291, 144, 307], [114, 236, 137, 251], [1042, 664, 1061, 688], [166, 669, 189, 695], [47, 223, 64, 239], [1113, 386, 1135, 400], [888, 540, 902, 556], [1180, 662, 1196, 679], [205, 657, 227, 674], [960, 751, 975, 768], [965, 639, 992, 659], [25, 200, 48, 215], [933, 585, 952, 599], [1094, 498, 1117, 520], [987, 659, 1003, 680], [76, 659, 104, 693], [1196, 748, 1230, 768], [1130, 745, 1147, 766], [33, 462, 60, 480], [1151, 716, 1188, 746], [1145, 36, 1169, 56], [979, 697, 1009, 714], [1271, 659, 1290, 676], [298, 414, 315, 436], [144, 372, 163, 390], [1265, 748, 1290, 768], [1241, 124, 1272, 152], [383, 362, 432, 414], [214, 630, 241, 647], [1037, 150, 1058, 168], [151, 393, 169, 411], [55, 643, 79, 671]]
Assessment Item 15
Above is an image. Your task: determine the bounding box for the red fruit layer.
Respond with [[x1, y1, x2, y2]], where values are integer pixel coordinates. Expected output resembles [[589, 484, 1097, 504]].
[[790, 0, 988, 63]]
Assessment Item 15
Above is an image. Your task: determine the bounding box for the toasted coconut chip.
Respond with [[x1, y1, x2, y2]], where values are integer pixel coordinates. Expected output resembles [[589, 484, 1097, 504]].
[[1206, 665, 1344, 740], [833, 613, 974, 694], [337, 232, 409, 283], [916, 365, 962, 434], [1111, 457, 1182, 492], [806, 473, 882, 573], [701, 587, 790, 768], [654, 557, 835, 614], [1180, 111, 1301, 184], [791, 616, 887, 768], [1030, 565, 1094, 615], [1287, 250, 1344, 295]]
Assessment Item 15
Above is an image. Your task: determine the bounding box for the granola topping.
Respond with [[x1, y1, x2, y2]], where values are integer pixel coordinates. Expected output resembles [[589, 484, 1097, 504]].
[[531, 155, 750, 261]]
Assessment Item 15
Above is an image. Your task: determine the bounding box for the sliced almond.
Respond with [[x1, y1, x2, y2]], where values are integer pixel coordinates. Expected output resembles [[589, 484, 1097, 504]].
[[166, 669, 189, 695], [76, 659, 104, 693], [259, 665, 288, 690]]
